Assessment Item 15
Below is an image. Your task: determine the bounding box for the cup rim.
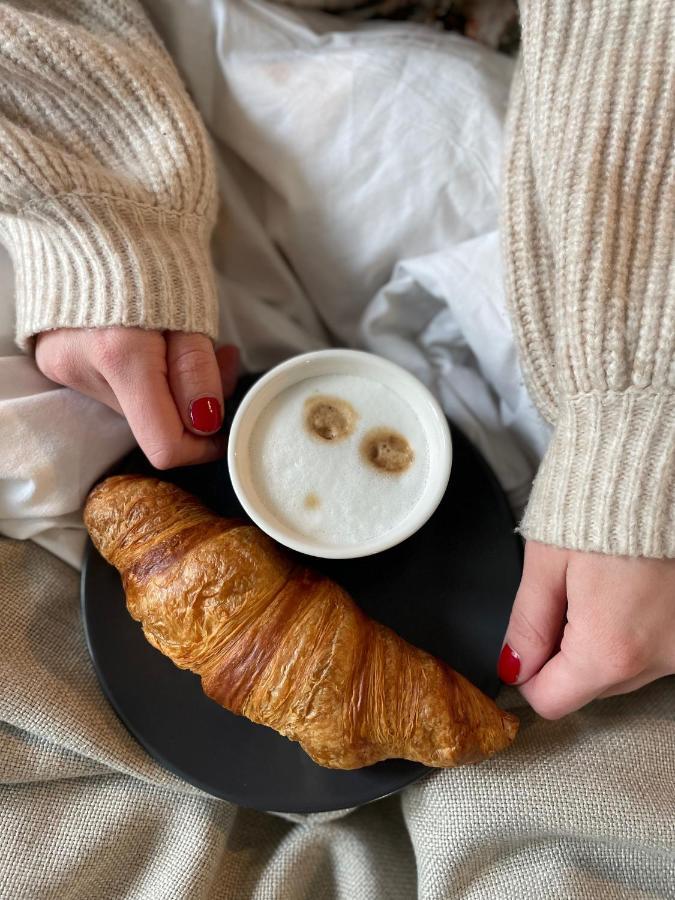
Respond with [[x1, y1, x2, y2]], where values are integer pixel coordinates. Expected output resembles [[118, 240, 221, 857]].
[[227, 349, 452, 559]]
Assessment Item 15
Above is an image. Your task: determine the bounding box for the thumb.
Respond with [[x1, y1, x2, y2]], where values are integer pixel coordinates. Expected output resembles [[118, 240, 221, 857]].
[[166, 332, 224, 436], [498, 541, 568, 685]]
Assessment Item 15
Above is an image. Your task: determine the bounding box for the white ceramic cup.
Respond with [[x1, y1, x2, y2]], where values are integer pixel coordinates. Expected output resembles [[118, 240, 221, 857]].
[[227, 349, 452, 559]]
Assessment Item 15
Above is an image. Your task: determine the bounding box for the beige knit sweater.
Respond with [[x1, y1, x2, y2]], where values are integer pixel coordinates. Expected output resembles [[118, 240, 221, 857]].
[[0, 0, 673, 559], [0, 1, 219, 343]]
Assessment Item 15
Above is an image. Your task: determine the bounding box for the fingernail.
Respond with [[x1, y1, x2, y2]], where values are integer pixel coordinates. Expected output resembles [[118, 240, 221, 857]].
[[498, 644, 521, 684], [189, 396, 222, 433]]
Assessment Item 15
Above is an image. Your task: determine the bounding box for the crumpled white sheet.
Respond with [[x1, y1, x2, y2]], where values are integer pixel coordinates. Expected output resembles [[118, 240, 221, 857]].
[[0, 255, 135, 566], [0, 0, 550, 568]]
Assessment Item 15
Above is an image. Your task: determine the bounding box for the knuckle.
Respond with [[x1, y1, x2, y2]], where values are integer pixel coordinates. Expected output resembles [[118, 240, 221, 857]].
[[169, 345, 214, 383], [94, 331, 129, 376], [37, 344, 76, 386], [146, 445, 178, 471], [528, 697, 566, 721]]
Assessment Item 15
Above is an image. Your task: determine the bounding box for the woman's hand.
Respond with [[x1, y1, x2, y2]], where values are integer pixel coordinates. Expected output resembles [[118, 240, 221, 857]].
[[499, 542, 675, 717], [36, 327, 239, 469]]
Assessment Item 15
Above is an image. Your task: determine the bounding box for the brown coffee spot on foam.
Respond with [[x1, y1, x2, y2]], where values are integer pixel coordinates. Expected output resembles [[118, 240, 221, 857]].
[[304, 492, 321, 510], [361, 428, 414, 474], [304, 395, 357, 442]]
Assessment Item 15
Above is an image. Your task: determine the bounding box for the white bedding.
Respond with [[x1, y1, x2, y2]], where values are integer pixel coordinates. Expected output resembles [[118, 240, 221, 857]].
[[0, 0, 550, 568]]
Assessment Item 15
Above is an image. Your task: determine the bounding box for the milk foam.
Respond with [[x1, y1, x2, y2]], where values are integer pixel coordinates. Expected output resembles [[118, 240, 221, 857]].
[[248, 373, 429, 547]]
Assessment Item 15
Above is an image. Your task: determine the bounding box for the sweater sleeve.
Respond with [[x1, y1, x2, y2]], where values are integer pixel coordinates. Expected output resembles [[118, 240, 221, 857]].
[[0, 0, 219, 351], [502, 0, 674, 558]]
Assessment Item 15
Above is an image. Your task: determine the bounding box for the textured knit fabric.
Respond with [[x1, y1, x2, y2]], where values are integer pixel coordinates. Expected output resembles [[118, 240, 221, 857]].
[[1, 537, 674, 899], [502, 0, 675, 557], [0, 1, 219, 350], [1, 0, 673, 556]]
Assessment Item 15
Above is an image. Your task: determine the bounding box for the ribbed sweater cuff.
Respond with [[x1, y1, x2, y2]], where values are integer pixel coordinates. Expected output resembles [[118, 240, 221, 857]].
[[521, 391, 675, 559], [6, 193, 219, 350]]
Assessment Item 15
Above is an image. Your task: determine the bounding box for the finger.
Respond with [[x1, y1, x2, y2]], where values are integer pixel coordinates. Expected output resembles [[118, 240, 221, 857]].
[[166, 332, 224, 435], [598, 670, 663, 699], [498, 542, 568, 686], [215, 344, 240, 398], [73, 374, 124, 416], [518, 644, 611, 719], [105, 354, 226, 469], [56, 365, 124, 416]]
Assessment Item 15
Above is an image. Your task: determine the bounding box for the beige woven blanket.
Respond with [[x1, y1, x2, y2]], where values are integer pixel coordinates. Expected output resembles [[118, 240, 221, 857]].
[[1, 538, 673, 899]]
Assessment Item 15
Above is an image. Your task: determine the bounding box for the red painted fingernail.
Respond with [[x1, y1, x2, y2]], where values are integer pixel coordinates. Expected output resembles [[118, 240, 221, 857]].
[[498, 644, 520, 684], [189, 396, 222, 433]]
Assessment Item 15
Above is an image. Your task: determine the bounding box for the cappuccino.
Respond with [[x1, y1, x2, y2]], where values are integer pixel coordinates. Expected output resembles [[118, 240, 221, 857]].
[[248, 373, 429, 548]]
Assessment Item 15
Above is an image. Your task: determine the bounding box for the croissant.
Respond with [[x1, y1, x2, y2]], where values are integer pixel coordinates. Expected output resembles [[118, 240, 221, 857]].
[[84, 475, 518, 769]]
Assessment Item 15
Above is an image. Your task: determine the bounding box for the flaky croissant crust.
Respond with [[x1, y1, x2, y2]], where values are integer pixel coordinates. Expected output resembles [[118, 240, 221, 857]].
[[85, 476, 518, 769]]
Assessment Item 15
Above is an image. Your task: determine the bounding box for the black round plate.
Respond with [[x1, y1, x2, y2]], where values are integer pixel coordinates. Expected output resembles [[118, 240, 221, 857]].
[[81, 375, 522, 814]]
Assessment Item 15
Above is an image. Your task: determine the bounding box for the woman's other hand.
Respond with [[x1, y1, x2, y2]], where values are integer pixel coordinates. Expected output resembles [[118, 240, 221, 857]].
[[499, 542, 675, 717], [36, 327, 239, 469]]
